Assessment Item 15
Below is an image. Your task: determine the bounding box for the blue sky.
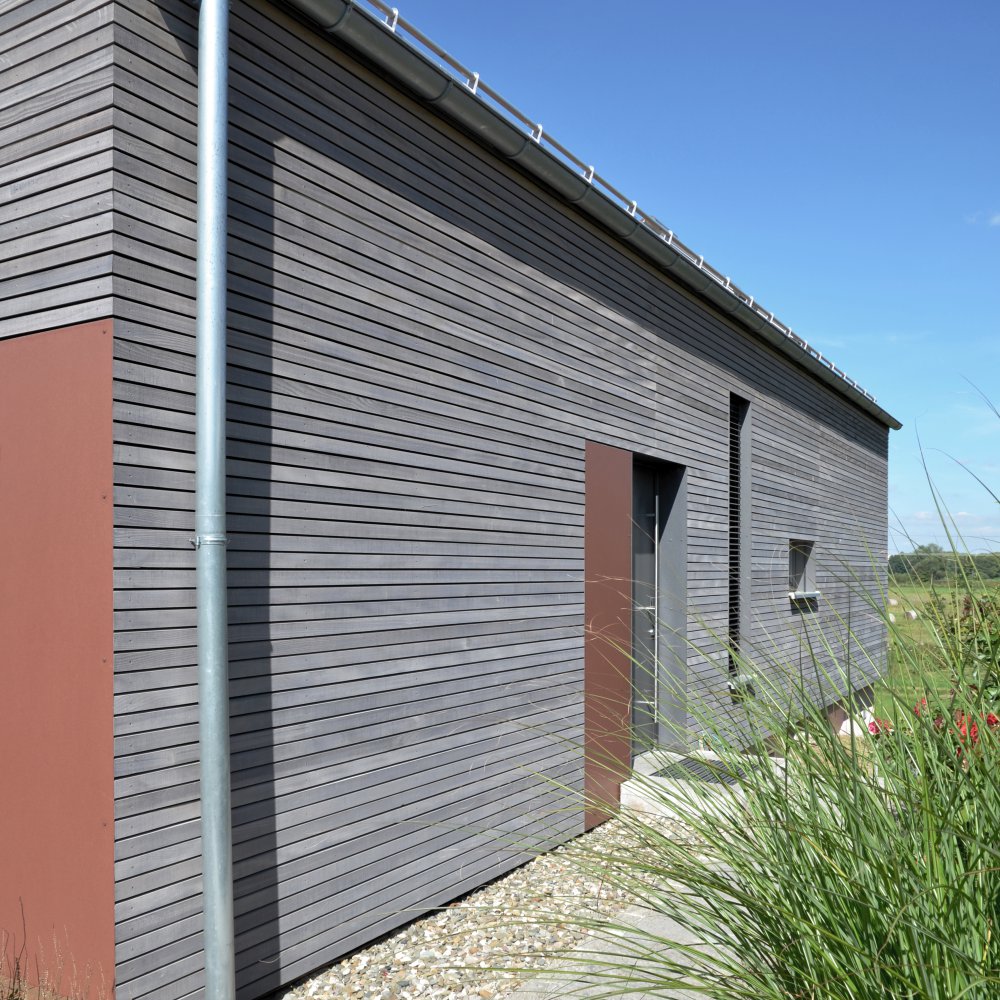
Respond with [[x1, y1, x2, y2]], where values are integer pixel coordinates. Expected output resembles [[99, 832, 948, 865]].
[[390, 0, 1000, 553]]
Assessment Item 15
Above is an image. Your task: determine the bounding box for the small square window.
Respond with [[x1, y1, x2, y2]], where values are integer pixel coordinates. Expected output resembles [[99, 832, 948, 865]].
[[789, 540, 818, 599]]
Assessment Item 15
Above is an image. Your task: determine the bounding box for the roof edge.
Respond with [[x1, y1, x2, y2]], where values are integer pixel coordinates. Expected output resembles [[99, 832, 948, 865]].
[[284, 0, 902, 431]]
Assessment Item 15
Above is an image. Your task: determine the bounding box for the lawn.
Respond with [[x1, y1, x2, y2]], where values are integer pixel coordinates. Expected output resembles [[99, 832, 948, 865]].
[[881, 578, 1000, 715]]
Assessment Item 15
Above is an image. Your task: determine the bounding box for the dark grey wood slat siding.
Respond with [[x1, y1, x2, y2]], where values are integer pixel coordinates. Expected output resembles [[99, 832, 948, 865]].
[[0, 0, 115, 339], [110, 1, 889, 998]]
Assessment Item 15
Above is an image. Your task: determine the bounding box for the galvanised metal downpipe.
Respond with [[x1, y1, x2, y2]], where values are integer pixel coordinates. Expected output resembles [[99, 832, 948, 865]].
[[196, 1, 235, 998]]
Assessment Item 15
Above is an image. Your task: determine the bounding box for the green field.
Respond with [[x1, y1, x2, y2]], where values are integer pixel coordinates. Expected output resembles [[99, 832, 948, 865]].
[[879, 579, 1000, 714]]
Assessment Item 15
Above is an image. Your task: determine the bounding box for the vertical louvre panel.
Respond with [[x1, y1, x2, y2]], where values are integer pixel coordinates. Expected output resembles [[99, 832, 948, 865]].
[[728, 395, 749, 678]]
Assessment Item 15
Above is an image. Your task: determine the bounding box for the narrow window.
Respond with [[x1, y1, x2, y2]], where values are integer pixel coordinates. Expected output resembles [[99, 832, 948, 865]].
[[728, 395, 750, 684], [789, 540, 817, 598]]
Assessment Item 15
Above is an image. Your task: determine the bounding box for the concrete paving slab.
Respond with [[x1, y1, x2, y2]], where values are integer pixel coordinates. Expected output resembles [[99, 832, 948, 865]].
[[510, 904, 706, 1000]]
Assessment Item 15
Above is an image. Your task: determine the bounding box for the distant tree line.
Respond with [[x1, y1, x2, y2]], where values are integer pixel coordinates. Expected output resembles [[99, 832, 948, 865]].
[[889, 544, 1000, 583]]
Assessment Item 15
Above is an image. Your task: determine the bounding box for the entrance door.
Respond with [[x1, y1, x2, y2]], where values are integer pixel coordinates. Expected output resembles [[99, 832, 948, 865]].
[[632, 461, 687, 755]]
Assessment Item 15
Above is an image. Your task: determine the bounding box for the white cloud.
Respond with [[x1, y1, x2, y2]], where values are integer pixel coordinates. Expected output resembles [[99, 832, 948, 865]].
[[963, 211, 1000, 227], [890, 509, 1000, 554]]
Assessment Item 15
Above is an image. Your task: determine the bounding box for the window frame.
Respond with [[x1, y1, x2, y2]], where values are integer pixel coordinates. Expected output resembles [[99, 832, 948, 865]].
[[788, 539, 819, 600]]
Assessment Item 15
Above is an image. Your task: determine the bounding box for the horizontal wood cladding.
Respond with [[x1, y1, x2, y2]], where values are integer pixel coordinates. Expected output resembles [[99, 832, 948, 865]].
[[0, 0, 115, 339], [110, 1, 890, 998]]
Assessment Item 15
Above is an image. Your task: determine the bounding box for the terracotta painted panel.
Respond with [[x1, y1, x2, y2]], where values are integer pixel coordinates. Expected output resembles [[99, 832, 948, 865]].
[[583, 442, 633, 829], [0, 321, 114, 997]]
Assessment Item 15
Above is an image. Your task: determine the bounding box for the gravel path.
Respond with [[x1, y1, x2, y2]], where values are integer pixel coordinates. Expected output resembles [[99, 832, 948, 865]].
[[280, 816, 692, 1000]]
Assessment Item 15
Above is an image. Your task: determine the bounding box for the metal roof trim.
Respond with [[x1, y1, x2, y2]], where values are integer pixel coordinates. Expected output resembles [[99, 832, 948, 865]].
[[284, 0, 902, 431]]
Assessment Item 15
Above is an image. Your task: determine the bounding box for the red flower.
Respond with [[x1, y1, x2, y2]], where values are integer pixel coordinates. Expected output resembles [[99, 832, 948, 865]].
[[868, 718, 893, 736], [986, 713, 1000, 729], [914, 697, 928, 717], [956, 711, 979, 747]]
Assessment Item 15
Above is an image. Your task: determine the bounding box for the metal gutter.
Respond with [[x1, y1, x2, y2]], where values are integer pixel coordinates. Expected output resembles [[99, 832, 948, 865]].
[[285, 0, 901, 430], [195, 1, 237, 997]]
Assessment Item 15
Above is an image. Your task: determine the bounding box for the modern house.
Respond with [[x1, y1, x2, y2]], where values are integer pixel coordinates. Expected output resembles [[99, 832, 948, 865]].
[[0, 1, 900, 998]]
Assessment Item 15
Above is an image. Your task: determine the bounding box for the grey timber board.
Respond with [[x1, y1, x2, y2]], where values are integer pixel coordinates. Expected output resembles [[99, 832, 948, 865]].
[[0, 0, 114, 340], [123, 639, 578, 703], [116, 661, 576, 818], [0, 126, 113, 186], [113, 733, 582, 882], [0, 84, 113, 166], [4, 164, 108, 228], [113, 581, 578, 613], [115, 94, 796, 446], [115, 591, 583, 633], [0, 35, 113, 109], [114, 747, 582, 916], [116, 667, 584, 760], [114, 712, 582, 868], [115, 739, 581, 917], [114, 528, 581, 561], [111, 3, 884, 444], [116, 419, 584, 492], [235, 807, 571, 975], [115, 652, 580, 763], [112, 616, 580, 678], [0, 0, 110, 53], [119, 737, 582, 910], [110, 0, 888, 997], [122, 676, 581, 782], [116, 792, 580, 974], [114, 330, 653, 461], [112, 500, 583, 538], [114, 752, 580, 945], [114, 359, 582, 474], [120, 805, 579, 1000]]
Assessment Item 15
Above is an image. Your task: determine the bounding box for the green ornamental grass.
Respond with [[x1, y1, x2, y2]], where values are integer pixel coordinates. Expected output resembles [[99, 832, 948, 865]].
[[543, 575, 1000, 999]]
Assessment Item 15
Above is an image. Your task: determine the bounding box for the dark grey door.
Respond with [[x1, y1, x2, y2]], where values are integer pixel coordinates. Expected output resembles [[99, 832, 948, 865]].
[[632, 461, 687, 755]]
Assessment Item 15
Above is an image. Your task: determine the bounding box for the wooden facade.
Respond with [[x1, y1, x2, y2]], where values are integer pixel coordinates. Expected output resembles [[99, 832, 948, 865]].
[[1, 1, 895, 998]]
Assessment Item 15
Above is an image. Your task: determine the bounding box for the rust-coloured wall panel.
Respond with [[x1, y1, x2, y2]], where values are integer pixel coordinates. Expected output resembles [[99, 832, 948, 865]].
[[583, 442, 633, 829], [0, 321, 114, 997]]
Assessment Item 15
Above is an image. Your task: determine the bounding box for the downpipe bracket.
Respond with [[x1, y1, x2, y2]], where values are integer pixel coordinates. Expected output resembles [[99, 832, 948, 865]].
[[192, 533, 230, 548]]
